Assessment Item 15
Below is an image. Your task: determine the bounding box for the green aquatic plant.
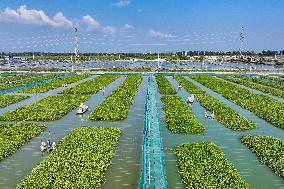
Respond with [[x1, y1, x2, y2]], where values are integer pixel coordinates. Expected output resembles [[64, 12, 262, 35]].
[[175, 141, 250, 189], [155, 75, 177, 95], [16, 126, 121, 189], [190, 75, 284, 129], [0, 123, 46, 161], [161, 95, 204, 134], [241, 135, 284, 179], [0, 95, 89, 121], [18, 74, 90, 93], [0, 95, 29, 108], [61, 75, 119, 94], [88, 75, 143, 121]]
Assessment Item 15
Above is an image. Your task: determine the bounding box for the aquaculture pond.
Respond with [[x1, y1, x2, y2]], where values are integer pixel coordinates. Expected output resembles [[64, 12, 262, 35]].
[[0, 72, 283, 189]]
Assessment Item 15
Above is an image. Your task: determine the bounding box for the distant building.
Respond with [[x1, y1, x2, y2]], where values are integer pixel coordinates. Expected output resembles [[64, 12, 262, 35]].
[[276, 55, 284, 63], [12, 56, 26, 61]]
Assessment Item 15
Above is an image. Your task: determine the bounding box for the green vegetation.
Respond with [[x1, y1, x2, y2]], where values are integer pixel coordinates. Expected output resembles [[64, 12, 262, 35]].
[[190, 75, 284, 129], [174, 75, 255, 130], [175, 141, 250, 189], [88, 75, 142, 121], [0, 74, 63, 91], [174, 75, 204, 94], [61, 75, 119, 94], [161, 96, 204, 134], [16, 126, 120, 189], [0, 95, 89, 121], [241, 135, 284, 179], [0, 123, 46, 161], [219, 75, 284, 98], [18, 74, 90, 93], [155, 75, 177, 95], [236, 75, 284, 91], [197, 93, 256, 130], [0, 95, 29, 108]]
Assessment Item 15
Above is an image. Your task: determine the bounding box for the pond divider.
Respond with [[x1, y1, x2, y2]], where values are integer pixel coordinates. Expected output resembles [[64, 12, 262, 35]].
[[139, 74, 167, 189]]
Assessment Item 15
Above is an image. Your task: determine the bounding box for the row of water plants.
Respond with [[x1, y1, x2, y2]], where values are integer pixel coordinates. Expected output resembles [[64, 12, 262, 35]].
[[174, 141, 250, 189], [190, 75, 284, 129], [156, 75, 177, 95], [0, 73, 42, 83], [259, 75, 284, 85], [0, 95, 29, 108], [218, 75, 284, 98], [61, 75, 119, 94], [236, 75, 284, 91], [0, 123, 46, 161], [18, 74, 90, 93], [173, 75, 204, 94], [88, 75, 143, 121], [0, 95, 89, 121], [161, 95, 204, 134], [241, 135, 284, 179], [174, 75, 256, 131], [0, 74, 63, 90], [16, 126, 121, 189]]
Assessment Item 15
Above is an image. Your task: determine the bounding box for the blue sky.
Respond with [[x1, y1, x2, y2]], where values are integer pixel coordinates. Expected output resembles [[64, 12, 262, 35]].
[[0, 0, 283, 53]]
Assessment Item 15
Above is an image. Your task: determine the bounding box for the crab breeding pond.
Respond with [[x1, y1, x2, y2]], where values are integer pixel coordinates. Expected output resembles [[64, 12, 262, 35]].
[[0, 71, 283, 189]]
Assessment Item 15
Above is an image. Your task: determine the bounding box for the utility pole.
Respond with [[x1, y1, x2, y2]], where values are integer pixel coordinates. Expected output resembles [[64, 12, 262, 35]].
[[240, 26, 244, 56], [72, 27, 80, 72]]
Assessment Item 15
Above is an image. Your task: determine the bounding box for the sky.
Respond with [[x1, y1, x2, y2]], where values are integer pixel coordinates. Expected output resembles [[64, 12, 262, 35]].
[[0, 0, 283, 53]]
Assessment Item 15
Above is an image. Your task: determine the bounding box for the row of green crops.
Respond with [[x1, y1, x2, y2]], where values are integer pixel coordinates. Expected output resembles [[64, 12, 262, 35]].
[[88, 75, 143, 121], [0, 74, 41, 83], [173, 75, 204, 94], [190, 75, 284, 129], [0, 74, 63, 90], [174, 75, 256, 131], [219, 75, 284, 98], [16, 126, 121, 189], [0, 95, 29, 108], [155, 75, 177, 94], [175, 141, 250, 189], [197, 93, 256, 130], [0, 95, 89, 121], [161, 96, 204, 134], [236, 75, 284, 91], [61, 75, 119, 94], [259, 75, 284, 84], [241, 135, 284, 179], [18, 74, 90, 93], [0, 123, 46, 161]]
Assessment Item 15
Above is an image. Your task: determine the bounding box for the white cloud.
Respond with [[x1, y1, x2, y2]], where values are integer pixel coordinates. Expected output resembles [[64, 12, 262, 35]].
[[148, 29, 175, 38], [112, 0, 130, 8], [0, 5, 73, 28], [121, 24, 134, 30], [82, 15, 116, 34]]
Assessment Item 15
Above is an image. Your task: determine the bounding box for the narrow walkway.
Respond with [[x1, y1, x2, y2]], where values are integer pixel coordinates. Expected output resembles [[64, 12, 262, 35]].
[[139, 75, 167, 189]]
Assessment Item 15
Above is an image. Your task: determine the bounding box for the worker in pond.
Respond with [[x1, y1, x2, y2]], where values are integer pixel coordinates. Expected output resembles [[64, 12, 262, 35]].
[[211, 111, 215, 120], [177, 83, 182, 91], [40, 141, 47, 154], [52, 142, 57, 151], [47, 139, 52, 152]]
